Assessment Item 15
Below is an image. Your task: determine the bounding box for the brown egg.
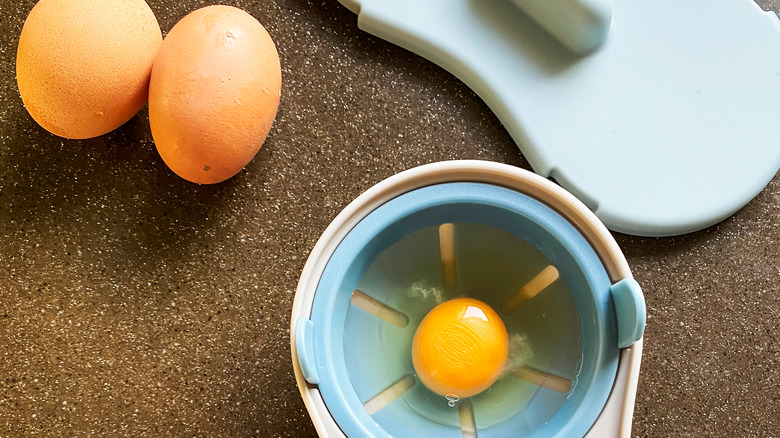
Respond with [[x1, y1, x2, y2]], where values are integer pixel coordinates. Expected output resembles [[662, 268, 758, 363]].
[[149, 5, 281, 184], [16, 0, 162, 139]]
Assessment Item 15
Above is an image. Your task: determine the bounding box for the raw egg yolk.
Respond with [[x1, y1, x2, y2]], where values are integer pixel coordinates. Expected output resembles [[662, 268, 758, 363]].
[[412, 298, 509, 398]]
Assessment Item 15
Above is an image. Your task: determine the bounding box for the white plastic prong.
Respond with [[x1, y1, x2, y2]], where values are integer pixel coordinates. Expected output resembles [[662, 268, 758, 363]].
[[351, 289, 409, 328], [439, 223, 457, 292], [363, 375, 416, 415], [511, 366, 572, 393], [500, 265, 559, 314], [459, 399, 478, 438]]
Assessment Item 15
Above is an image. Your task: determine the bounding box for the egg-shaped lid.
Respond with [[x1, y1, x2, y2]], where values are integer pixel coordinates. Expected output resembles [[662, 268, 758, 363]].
[[337, 0, 780, 236]]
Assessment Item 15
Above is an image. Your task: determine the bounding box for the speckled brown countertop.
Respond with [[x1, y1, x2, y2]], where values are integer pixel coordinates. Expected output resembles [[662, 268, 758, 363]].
[[1, 0, 778, 436]]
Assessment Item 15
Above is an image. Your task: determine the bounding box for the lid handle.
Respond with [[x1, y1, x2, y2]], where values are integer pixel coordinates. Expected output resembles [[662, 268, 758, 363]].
[[510, 0, 613, 55]]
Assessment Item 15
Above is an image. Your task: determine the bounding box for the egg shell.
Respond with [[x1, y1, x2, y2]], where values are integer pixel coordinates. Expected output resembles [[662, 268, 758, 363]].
[[149, 5, 281, 184], [16, 0, 162, 139]]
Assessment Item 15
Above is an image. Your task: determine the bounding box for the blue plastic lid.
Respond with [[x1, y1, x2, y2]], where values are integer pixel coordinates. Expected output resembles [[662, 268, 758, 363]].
[[337, 0, 780, 236]]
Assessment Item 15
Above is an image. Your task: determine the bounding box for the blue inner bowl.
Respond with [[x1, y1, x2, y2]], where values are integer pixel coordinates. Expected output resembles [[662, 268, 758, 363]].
[[305, 182, 619, 437]]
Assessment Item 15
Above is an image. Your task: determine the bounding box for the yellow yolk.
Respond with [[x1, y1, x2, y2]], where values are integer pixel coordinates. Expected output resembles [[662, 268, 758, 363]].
[[412, 298, 509, 398]]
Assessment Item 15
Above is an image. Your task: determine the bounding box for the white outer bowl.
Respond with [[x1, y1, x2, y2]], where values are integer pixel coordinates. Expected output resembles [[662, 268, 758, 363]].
[[290, 160, 643, 437]]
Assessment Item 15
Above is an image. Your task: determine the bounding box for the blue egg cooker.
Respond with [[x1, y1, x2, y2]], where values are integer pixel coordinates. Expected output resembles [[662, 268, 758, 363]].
[[291, 161, 645, 437]]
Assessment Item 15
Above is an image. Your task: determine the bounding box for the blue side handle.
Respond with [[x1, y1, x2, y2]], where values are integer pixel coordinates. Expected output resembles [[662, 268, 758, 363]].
[[610, 278, 646, 349], [296, 318, 320, 385]]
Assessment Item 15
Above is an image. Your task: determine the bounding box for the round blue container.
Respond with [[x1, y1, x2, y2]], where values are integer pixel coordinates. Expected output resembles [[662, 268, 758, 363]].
[[296, 181, 625, 437]]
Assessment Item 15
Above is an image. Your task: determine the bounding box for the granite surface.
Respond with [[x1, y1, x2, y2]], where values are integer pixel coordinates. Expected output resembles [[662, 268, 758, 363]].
[[1, 0, 778, 436]]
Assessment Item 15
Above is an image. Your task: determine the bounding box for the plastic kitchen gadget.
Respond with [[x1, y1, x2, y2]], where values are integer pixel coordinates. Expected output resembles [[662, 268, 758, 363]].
[[291, 161, 646, 437], [334, 0, 780, 236]]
